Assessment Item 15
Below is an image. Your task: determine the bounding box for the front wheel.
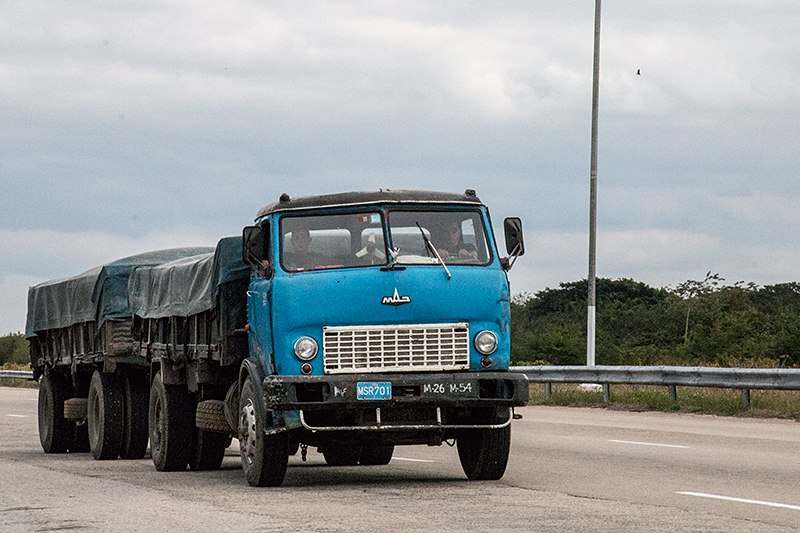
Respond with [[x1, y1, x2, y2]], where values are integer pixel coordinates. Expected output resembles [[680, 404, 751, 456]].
[[239, 378, 288, 487], [457, 425, 511, 480]]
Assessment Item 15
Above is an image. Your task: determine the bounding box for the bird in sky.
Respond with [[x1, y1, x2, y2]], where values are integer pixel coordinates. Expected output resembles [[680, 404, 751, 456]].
[[636, 69, 641, 75]]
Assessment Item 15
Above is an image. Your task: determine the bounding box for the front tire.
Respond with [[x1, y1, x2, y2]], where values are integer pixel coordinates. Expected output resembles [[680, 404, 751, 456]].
[[87, 370, 124, 460], [149, 372, 193, 471], [38, 371, 72, 454], [239, 378, 288, 487], [457, 425, 511, 481]]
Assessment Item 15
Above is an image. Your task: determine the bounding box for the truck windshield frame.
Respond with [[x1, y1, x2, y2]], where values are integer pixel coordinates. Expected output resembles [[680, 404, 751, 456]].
[[387, 209, 492, 266], [279, 211, 388, 272]]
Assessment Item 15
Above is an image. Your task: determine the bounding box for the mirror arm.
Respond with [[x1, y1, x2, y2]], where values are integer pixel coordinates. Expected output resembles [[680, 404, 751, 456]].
[[501, 242, 522, 272]]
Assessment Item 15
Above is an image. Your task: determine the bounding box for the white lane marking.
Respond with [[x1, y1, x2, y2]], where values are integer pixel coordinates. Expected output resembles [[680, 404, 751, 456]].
[[6, 414, 27, 418], [609, 439, 689, 449], [678, 491, 800, 511], [392, 457, 435, 463]]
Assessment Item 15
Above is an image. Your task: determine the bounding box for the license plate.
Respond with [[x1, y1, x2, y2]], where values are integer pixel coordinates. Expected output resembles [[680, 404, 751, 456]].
[[357, 382, 392, 400]]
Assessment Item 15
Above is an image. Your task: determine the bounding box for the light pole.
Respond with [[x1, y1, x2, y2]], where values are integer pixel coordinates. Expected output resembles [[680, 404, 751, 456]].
[[587, 0, 601, 367]]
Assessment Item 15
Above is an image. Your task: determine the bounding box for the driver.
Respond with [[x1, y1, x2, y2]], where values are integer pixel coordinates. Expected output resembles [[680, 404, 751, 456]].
[[283, 226, 324, 270], [434, 221, 478, 262]]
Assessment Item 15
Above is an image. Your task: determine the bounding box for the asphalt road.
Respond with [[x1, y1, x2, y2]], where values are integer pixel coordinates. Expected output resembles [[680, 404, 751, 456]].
[[1, 386, 799, 532]]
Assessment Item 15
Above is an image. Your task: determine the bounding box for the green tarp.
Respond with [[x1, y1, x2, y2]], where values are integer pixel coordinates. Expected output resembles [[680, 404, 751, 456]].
[[25, 247, 215, 338], [127, 236, 249, 319]]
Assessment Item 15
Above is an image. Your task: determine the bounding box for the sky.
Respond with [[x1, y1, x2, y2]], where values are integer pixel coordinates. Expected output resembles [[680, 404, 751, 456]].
[[2, 1, 800, 335]]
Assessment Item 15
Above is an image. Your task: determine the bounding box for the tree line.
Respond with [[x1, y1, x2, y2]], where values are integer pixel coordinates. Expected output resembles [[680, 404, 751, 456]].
[[511, 273, 800, 368], [5, 273, 800, 369], [0, 332, 28, 367]]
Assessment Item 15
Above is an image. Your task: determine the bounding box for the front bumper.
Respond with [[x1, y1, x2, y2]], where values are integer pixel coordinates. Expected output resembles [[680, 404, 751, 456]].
[[263, 371, 529, 410], [261, 371, 528, 433]]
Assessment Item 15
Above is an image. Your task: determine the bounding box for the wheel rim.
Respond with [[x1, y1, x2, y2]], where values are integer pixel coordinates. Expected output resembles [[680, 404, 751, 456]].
[[239, 398, 258, 467]]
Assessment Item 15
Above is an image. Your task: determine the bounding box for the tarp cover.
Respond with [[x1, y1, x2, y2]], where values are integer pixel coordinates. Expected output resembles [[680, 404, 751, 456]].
[[127, 236, 249, 319], [25, 247, 215, 338]]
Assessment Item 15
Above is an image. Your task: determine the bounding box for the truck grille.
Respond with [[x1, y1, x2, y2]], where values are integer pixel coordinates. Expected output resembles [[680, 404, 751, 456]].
[[323, 323, 470, 374]]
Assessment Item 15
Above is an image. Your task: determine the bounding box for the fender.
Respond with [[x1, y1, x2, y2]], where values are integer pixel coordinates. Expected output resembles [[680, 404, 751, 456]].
[[237, 357, 273, 427]]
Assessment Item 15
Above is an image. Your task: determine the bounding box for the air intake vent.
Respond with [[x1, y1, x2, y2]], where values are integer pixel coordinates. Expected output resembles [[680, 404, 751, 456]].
[[323, 323, 470, 374]]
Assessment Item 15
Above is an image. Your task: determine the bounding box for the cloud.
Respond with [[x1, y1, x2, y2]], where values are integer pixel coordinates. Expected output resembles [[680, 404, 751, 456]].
[[2, 1, 800, 333]]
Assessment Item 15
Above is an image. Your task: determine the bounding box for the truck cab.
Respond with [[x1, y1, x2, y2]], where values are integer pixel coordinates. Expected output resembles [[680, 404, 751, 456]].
[[240, 189, 528, 486]]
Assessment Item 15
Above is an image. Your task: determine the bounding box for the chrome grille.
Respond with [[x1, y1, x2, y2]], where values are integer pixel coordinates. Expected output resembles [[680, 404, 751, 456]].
[[323, 323, 470, 374]]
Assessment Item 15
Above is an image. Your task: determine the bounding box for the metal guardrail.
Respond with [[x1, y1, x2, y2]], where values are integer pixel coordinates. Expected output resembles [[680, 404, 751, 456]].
[[0, 370, 34, 380], [5, 366, 799, 406], [510, 365, 800, 406]]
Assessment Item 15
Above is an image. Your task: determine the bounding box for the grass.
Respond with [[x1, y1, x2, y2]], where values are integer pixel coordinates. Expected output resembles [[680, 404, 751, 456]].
[[529, 383, 800, 421]]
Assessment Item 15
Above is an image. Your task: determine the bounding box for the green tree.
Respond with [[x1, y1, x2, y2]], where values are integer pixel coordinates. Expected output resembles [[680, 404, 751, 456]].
[[0, 332, 29, 367], [510, 275, 799, 368]]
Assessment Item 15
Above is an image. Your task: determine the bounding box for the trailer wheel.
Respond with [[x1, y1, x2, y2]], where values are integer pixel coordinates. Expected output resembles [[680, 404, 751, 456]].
[[359, 445, 394, 465], [456, 425, 511, 481], [322, 445, 362, 466], [38, 371, 72, 454], [87, 370, 124, 460], [149, 372, 192, 471], [239, 378, 288, 487], [120, 371, 149, 460]]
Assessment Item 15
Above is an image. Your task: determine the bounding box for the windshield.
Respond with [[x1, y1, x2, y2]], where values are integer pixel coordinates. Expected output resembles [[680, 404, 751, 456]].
[[387, 210, 491, 265], [280, 212, 386, 272]]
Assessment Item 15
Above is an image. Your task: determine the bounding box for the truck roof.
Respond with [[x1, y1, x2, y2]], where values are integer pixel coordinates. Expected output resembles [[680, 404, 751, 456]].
[[255, 189, 483, 220]]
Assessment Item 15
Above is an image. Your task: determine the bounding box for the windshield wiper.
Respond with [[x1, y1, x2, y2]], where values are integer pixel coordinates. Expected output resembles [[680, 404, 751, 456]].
[[415, 222, 451, 280]]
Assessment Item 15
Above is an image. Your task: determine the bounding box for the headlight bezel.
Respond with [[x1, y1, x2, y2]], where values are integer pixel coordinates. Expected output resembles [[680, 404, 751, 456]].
[[293, 336, 319, 361], [474, 330, 498, 355]]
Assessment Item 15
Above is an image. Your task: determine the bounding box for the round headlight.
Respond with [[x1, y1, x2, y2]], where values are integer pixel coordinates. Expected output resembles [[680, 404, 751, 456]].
[[474, 330, 498, 355], [294, 337, 319, 361]]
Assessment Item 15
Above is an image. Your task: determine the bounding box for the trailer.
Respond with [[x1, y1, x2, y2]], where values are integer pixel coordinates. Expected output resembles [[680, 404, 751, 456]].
[[26, 247, 213, 458]]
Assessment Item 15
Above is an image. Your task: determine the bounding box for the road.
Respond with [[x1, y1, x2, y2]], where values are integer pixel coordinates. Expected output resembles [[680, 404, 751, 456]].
[[1, 386, 798, 532]]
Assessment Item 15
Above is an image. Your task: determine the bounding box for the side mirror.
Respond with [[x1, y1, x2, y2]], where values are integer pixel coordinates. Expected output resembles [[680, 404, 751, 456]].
[[242, 225, 266, 265], [504, 217, 525, 256]]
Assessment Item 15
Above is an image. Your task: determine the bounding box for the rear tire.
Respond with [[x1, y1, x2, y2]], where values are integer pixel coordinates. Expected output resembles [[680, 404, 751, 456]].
[[189, 428, 228, 471], [239, 378, 288, 486], [457, 425, 511, 481], [322, 445, 362, 466], [87, 370, 124, 460], [38, 371, 72, 454], [190, 399, 229, 471], [71, 422, 90, 453], [359, 445, 394, 465], [149, 372, 193, 471], [120, 371, 149, 460]]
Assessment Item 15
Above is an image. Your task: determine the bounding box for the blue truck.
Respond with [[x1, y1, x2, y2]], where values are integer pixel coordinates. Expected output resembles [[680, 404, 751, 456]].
[[27, 189, 528, 486]]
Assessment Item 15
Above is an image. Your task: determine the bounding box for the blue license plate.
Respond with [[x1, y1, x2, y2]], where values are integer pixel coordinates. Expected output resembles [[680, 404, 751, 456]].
[[357, 382, 392, 400]]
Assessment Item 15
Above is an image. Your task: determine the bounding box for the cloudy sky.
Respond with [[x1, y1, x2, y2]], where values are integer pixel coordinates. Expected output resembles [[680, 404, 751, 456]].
[[2, 1, 800, 335]]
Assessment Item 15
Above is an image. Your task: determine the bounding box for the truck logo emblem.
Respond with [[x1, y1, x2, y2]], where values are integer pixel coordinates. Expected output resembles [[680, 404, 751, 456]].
[[382, 288, 411, 306]]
